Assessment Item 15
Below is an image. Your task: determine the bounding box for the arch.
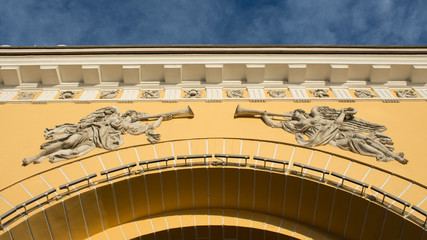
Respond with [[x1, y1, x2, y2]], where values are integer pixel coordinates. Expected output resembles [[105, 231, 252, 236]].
[[0, 138, 426, 240]]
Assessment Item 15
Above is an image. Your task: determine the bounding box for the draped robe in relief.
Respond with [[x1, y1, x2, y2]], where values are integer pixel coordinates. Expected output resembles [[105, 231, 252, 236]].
[[281, 120, 339, 148]]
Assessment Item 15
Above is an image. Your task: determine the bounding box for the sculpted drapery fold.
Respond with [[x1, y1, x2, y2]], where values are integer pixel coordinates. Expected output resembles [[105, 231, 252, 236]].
[[23, 106, 194, 166], [236, 105, 408, 164]]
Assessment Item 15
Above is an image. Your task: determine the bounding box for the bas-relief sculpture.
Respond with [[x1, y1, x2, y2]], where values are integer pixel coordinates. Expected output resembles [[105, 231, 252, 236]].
[[395, 89, 417, 98], [22, 106, 194, 166], [235, 105, 408, 164], [310, 89, 329, 98], [184, 89, 202, 98], [100, 90, 118, 99], [141, 90, 160, 99], [355, 90, 376, 98], [267, 90, 286, 98], [18, 92, 36, 100], [59, 91, 76, 99], [226, 90, 245, 98]]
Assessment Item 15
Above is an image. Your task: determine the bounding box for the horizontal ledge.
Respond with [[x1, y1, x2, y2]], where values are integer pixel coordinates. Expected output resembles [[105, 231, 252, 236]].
[[253, 156, 289, 165], [3, 45, 427, 56], [214, 154, 250, 159], [293, 162, 330, 175], [176, 154, 212, 159], [100, 163, 136, 176], [331, 172, 369, 188], [139, 156, 175, 165], [412, 205, 427, 217], [371, 185, 410, 207], [59, 173, 97, 190]]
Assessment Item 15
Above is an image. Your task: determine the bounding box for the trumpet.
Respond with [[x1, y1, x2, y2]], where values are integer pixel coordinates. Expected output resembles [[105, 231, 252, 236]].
[[138, 106, 195, 120], [234, 105, 291, 119]]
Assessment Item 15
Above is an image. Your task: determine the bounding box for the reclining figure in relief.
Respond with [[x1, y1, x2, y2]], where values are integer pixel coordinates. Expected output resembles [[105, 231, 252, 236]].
[[23, 106, 194, 166], [234, 105, 408, 164]]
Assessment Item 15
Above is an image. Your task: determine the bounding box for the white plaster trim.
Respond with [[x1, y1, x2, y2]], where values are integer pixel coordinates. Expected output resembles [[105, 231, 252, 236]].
[[289, 88, 309, 101], [78, 89, 99, 101], [163, 87, 181, 102], [247, 87, 266, 102], [33, 90, 57, 102], [0, 91, 18, 101], [413, 87, 427, 99], [205, 87, 223, 102], [120, 89, 139, 101], [373, 88, 399, 102]]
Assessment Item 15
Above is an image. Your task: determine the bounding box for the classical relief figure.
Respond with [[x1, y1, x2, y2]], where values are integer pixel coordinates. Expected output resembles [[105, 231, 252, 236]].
[[23, 106, 194, 166], [235, 105, 408, 164]]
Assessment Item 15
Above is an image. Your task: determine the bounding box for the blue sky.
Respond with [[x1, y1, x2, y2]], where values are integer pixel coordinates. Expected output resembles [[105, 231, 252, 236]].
[[1, 0, 426, 46]]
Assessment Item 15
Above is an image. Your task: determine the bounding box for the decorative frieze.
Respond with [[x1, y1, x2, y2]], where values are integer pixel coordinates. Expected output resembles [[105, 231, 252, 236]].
[[183, 89, 202, 98], [100, 90, 119, 99], [267, 90, 286, 98], [59, 91, 77, 99], [17, 92, 36, 100], [0, 87, 424, 103], [309, 89, 330, 98], [226, 89, 245, 98], [354, 89, 376, 98], [141, 90, 160, 99], [394, 89, 417, 98]]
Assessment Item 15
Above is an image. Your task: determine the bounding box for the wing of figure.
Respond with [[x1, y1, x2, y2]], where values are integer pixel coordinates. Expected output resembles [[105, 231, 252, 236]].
[[78, 106, 119, 125], [341, 117, 387, 133]]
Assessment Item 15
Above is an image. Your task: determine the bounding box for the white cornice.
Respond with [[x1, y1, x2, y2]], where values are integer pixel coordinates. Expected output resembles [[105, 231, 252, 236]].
[[1, 46, 427, 88], [2, 45, 427, 55]]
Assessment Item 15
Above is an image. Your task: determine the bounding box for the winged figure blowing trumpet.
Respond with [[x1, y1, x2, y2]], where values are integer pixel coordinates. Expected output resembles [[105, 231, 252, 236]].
[[23, 106, 194, 166], [235, 105, 408, 164]]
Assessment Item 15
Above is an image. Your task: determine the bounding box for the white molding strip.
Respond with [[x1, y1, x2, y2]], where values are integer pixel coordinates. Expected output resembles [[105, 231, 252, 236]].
[[205, 87, 223, 102], [120, 89, 139, 102], [0, 90, 18, 102], [163, 88, 181, 102], [373, 88, 399, 103], [247, 87, 266, 102], [289, 88, 310, 102], [78, 90, 99, 102]]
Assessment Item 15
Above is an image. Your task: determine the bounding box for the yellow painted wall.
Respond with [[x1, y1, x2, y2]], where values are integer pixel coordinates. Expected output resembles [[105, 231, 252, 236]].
[[0, 100, 426, 239], [0, 101, 425, 190]]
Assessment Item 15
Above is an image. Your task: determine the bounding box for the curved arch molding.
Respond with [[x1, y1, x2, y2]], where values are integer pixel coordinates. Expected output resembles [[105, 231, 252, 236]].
[[0, 138, 426, 240]]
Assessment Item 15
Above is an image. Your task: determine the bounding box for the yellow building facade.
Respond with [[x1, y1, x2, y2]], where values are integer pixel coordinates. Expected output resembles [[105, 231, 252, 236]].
[[0, 46, 426, 239]]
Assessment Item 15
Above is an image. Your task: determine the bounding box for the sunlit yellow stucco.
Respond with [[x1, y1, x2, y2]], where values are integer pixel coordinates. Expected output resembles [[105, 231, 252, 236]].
[[0, 46, 426, 240]]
